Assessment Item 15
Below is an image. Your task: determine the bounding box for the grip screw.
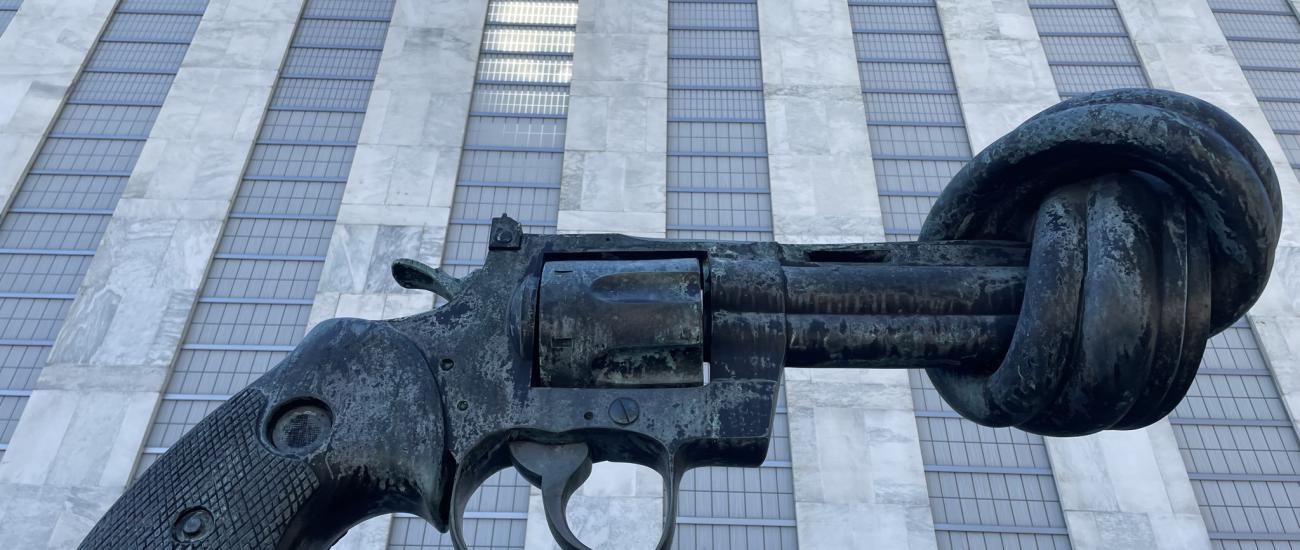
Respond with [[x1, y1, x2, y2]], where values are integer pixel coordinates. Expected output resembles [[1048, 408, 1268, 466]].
[[441, 358, 454, 371], [172, 507, 214, 543], [457, 400, 469, 411], [608, 398, 639, 425], [268, 400, 333, 456]]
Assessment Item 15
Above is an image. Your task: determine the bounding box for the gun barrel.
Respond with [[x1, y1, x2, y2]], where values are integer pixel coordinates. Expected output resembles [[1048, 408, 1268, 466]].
[[780, 260, 1026, 369]]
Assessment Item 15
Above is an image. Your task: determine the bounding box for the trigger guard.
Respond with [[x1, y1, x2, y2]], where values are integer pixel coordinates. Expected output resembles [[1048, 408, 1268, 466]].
[[447, 457, 510, 550], [654, 464, 682, 550]]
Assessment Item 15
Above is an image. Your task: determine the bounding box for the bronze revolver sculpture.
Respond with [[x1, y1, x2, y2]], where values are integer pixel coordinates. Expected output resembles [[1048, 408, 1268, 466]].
[[81, 89, 1282, 549]]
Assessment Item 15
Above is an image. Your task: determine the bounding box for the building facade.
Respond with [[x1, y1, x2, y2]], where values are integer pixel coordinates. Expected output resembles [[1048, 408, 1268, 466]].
[[0, 0, 1298, 549]]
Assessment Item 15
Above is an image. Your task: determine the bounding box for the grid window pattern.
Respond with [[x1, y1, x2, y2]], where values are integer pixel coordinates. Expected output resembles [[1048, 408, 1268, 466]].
[[850, 1, 975, 241], [0, 0, 19, 35], [1210, 0, 1300, 235], [441, 0, 577, 282], [1027, 0, 1149, 98], [135, 0, 394, 477], [0, 0, 207, 455], [668, 7, 786, 543], [667, 0, 773, 242], [1172, 319, 1300, 548], [911, 371, 1072, 549], [851, 2, 1072, 547]]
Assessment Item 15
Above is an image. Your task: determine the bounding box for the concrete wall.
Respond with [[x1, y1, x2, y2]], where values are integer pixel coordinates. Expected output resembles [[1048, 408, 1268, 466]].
[[556, 1, 668, 238], [757, 1, 933, 549], [0, 0, 302, 546], [935, 0, 1058, 151], [0, 0, 116, 214], [307, 0, 487, 327], [758, 0, 883, 244], [939, 1, 1214, 549]]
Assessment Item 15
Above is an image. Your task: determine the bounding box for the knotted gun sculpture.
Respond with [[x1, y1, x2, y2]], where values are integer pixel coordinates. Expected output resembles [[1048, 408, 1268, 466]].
[[83, 89, 1281, 549]]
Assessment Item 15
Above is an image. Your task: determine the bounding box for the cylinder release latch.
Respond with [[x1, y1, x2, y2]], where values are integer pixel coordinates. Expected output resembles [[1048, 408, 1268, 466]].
[[537, 258, 704, 388]]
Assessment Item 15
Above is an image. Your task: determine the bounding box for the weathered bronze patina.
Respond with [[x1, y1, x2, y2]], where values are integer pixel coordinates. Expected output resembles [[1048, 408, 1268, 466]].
[[82, 89, 1281, 550]]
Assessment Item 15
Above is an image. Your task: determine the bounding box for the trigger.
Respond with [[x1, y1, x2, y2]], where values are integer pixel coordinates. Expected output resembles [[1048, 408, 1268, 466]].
[[509, 441, 594, 550]]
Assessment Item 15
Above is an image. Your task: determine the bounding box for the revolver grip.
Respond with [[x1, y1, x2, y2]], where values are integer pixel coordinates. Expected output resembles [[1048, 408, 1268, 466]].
[[80, 318, 450, 550]]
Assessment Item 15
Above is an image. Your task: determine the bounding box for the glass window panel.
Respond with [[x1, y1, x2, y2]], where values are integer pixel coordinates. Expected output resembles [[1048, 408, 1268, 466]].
[[1243, 70, 1300, 101], [183, 302, 312, 347], [668, 89, 764, 121], [259, 110, 366, 144], [0, 212, 112, 251], [458, 150, 564, 185], [471, 84, 570, 116], [1039, 35, 1141, 65], [215, 218, 335, 258], [271, 78, 374, 112], [0, 298, 71, 341], [483, 27, 575, 54], [848, 5, 942, 33], [101, 13, 202, 43], [50, 105, 159, 139], [668, 122, 767, 155], [68, 72, 176, 106], [12, 175, 129, 211], [1030, 7, 1128, 35], [855, 33, 947, 62], [165, 349, 289, 394], [669, 2, 757, 29], [465, 116, 567, 150], [858, 62, 956, 92], [669, 30, 761, 59], [0, 345, 49, 392], [295, 18, 389, 50], [283, 47, 384, 80], [867, 125, 972, 158], [486, 0, 578, 26], [245, 144, 357, 181], [669, 59, 763, 90], [477, 54, 573, 85], [304, 0, 395, 20], [86, 42, 190, 73], [1047, 64, 1148, 95], [1228, 40, 1300, 71], [32, 138, 146, 174], [201, 259, 324, 301], [232, 180, 346, 218], [0, 254, 93, 294], [1215, 12, 1300, 41], [118, 0, 208, 13], [863, 92, 963, 125]]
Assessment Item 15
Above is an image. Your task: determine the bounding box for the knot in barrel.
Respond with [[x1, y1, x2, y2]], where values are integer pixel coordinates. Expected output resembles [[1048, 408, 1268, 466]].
[[919, 89, 1282, 436]]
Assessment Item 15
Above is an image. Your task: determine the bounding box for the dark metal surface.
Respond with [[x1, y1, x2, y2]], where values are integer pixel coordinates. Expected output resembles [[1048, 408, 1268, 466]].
[[83, 89, 1281, 550]]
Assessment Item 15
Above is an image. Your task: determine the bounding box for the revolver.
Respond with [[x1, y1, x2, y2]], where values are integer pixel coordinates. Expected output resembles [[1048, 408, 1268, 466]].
[[82, 89, 1281, 549]]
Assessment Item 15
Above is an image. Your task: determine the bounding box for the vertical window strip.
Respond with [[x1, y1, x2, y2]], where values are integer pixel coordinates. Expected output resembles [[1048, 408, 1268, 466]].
[[0, 0, 20, 35], [440, 0, 577, 280], [1209, 0, 1300, 189], [0, 0, 209, 455], [1170, 321, 1300, 545], [667, 3, 793, 550], [407, 2, 580, 548], [849, 2, 1073, 548], [135, 0, 395, 478], [1026, 0, 1150, 99], [666, 0, 774, 242], [1191, 2, 1300, 545]]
